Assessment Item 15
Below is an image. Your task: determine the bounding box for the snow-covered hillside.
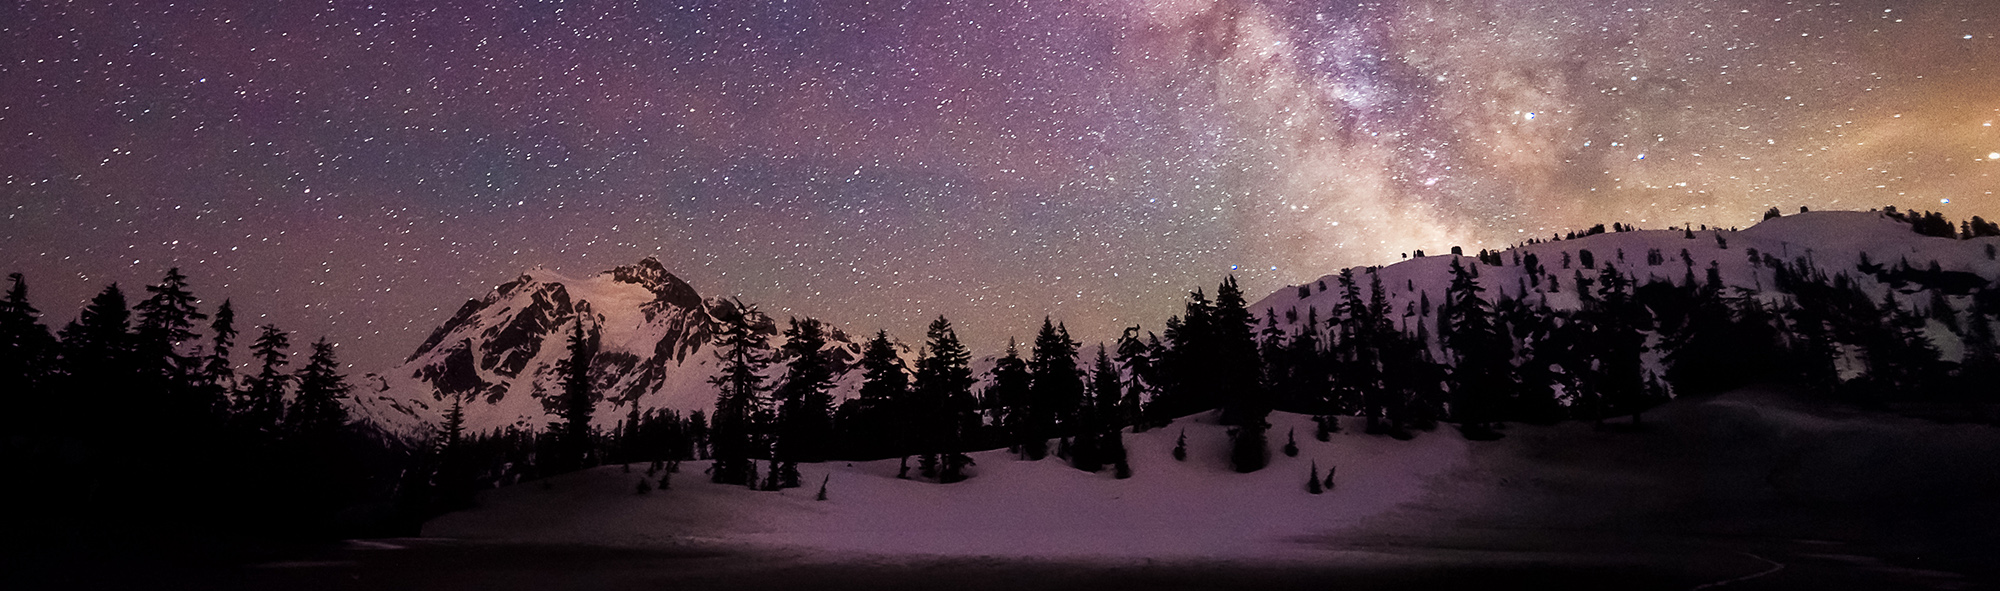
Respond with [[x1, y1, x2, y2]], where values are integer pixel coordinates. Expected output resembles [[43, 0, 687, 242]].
[[1250, 210, 2000, 374], [425, 409, 1467, 559], [347, 256, 865, 438], [355, 211, 1999, 440], [419, 387, 2000, 585]]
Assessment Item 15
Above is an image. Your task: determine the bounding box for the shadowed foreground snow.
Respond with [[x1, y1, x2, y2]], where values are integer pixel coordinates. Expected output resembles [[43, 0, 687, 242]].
[[428, 411, 1466, 561], [413, 389, 2000, 589], [22, 389, 1994, 590]]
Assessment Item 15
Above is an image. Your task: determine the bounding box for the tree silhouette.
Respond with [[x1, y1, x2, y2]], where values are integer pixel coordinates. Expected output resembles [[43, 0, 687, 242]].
[[914, 316, 977, 482], [286, 338, 351, 440], [708, 299, 772, 485], [549, 321, 597, 473], [774, 317, 837, 466]]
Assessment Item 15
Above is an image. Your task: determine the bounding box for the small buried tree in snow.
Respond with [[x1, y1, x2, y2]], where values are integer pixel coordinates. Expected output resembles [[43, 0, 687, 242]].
[[1172, 429, 1188, 461], [918, 452, 940, 480], [940, 453, 974, 484], [1283, 427, 1300, 457], [1324, 464, 1336, 491], [816, 475, 829, 501], [1307, 461, 1323, 494], [758, 461, 780, 491], [659, 469, 671, 490], [636, 478, 652, 495], [777, 461, 802, 490], [1230, 423, 1270, 473]]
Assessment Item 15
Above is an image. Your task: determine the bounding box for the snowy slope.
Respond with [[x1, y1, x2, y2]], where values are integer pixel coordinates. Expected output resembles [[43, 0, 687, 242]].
[[348, 256, 864, 439], [425, 409, 1468, 560], [1250, 210, 2000, 371]]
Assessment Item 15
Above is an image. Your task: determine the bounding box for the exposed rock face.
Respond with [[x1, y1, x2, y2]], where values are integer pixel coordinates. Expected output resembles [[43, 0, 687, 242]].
[[352, 256, 859, 438]]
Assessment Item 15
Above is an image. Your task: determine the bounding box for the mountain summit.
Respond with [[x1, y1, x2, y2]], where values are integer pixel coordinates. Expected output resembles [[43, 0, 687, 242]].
[[350, 256, 858, 437]]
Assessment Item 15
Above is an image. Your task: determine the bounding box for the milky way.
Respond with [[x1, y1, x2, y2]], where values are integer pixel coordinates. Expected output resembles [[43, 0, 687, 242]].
[[3, 0, 1997, 370]]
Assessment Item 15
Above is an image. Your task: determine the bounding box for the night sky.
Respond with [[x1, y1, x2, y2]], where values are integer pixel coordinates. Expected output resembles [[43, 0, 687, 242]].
[[4, 0, 1997, 371]]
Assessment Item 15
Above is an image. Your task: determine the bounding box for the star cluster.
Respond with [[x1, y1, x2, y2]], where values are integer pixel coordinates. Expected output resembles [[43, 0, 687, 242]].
[[3, 0, 1997, 370]]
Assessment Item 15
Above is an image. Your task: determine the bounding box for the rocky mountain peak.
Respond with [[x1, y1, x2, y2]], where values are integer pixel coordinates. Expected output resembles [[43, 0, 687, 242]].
[[610, 256, 703, 312]]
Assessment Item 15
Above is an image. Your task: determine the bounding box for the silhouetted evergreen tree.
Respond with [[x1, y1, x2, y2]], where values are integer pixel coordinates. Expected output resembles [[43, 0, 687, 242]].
[[913, 316, 977, 482], [200, 300, 238, 419], [708, 299, 772, 485], [839, 330, 909, 459], [1076, 343, 1123, 472], [1154, 291, 1211, 421], [134, 268, 207, 405], [236, 324, 291, 440], [1277, 309, 1329, 415], [1028, 317, 1082, 448], [1442, 258, 1512, 438], [286, 338, 351, 440], [774, 317, 837, 466], [430, 392, 478, 512], [1113, 327, 1153, 431], [545, 321, 597, 474], [1, 274, 56, 448], [986, 337, 1033, 455], [1584, 265, 1656, 423], [1212, 276, 1267, 428]]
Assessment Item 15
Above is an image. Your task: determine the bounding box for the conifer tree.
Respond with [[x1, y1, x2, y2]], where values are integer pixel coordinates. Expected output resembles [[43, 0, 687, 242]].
[[1585, 266, 1653, 423], [1071, 343, 1123, 472], [201, 300, 238, 418], [1230, 421, 1269, 473], [134, 267, 207, 396], [61, 284, 136, 379], [1212, 276, 1267, 428], [1090, 343, 1122, 426], [1, 274, 55, 434], [1028, 317, 1083, 440], [846, 330, 910, 459], [237, 324, 291, 439], [774, 317, 837, 466], [1282, 312, 1328, 415], [1259, 308, 1289, 398], [708, 299, 773, 485], [1155, 291, 1212, 420], [914, 316, 977, 482], [549, 321, 597, 473], [1442, 258, 1512, 438], [441, 392, 467, 450], [1307, 460, 1323, 494], [285, 337, 352, 440], [430, 391, 479, 511], [987, 337, 1033, 455], [1113, 327, 1153, 431]]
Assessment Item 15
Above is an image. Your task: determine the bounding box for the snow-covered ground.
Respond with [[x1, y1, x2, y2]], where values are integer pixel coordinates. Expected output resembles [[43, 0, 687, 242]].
[[426, 410, 1468, 562], [421, 388, 2000, 587]]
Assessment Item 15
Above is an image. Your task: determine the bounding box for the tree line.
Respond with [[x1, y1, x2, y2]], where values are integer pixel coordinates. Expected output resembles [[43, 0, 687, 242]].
[[0, 269, 397, 549], [8, 207, 1998, 541]]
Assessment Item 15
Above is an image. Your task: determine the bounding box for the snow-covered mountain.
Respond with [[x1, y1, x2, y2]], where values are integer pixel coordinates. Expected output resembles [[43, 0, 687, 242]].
[[348, 256, 863, 438], [353, 210, 1998, 439], [1249, 209, 2000, 382]]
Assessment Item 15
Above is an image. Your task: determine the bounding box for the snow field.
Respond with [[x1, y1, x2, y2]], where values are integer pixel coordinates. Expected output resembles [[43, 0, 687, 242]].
[[426, 410, 1469, 561]]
